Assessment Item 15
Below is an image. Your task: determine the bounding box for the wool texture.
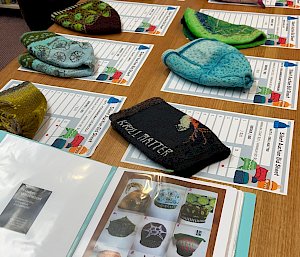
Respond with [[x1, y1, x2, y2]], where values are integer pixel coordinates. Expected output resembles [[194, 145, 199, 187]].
[[0, 81, 47, 139], [19, 31, 95, 78], [182, 8, 267, 49], [51, 0, 121, 35], [162, 39, 254, 89]]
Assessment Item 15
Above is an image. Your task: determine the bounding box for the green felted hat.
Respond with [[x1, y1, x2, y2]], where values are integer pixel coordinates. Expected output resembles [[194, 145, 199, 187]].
[[51, 0, 121, 35], [182, 8, 267, 49], [0, 81, 47, 139]]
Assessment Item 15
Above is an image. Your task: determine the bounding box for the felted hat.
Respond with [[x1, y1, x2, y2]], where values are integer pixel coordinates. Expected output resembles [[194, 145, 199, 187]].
[[182, 8, 267, 49], [174, 233, 205, 257], [51, 0, 121, 35], [107, 216, 135, 237], [19, 52, 95, 78], [162, 39, 254, 89], [20, 31, 95, 69], [140, 222, 167, 248], [154, 188, 180, 209], [0, 81, 47, 139]]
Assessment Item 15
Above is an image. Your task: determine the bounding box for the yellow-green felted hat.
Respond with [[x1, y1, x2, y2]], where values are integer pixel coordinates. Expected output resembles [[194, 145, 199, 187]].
[[0, 81, 47, 139]]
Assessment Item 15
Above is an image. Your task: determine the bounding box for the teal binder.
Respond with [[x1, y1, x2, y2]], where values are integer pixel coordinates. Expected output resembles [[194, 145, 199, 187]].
[[67, 166, 117, 257], [235, 193, 256, 257], [0, 130, 6, 142]]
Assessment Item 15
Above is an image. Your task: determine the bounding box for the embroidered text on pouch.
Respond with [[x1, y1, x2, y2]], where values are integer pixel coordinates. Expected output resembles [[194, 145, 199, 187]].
[[117, 119, 174, 156]]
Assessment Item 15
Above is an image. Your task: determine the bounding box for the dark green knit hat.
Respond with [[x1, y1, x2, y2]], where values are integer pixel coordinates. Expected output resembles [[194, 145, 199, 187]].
[[182, 8, 267, 49], [51, 0, 121, 35]]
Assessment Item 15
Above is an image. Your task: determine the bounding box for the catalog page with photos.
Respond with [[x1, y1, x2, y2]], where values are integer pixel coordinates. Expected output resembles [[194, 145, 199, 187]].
[[73, 168, 255, 257]]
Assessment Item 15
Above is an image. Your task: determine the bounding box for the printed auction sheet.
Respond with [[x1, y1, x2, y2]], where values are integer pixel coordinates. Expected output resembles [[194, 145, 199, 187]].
[[19, 34, 153, 87], [208, 0, 300, 9], [162, 56, 300, 110], [2, 79, 126, 157], [105, 0, 180, 36], [201, 9, 300, 49], [121, 103, 294, 195]]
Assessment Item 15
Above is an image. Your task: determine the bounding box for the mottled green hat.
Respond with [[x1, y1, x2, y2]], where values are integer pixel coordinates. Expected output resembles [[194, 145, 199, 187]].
[[51, 0, 121, 35], [182, 8, 267, 49]]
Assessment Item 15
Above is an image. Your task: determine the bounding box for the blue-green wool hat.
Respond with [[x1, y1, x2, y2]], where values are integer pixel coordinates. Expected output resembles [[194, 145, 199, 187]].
[[162, 39, 254, 89]]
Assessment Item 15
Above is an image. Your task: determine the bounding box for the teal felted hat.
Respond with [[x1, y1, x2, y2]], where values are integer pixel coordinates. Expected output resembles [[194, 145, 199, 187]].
[[20, 31, 95, 69], [19, 31, 95, 78], [182, 8, 267, 49], [19, 52, 95, 78], [162, 39, 254, 89]]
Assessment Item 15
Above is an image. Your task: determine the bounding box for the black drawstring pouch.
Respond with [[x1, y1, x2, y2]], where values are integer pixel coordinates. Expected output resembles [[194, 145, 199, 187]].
[[109, 97, 231, 177]]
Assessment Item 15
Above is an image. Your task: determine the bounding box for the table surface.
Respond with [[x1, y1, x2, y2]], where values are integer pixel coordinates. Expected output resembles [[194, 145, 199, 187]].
[[1, 1, 300, 256]]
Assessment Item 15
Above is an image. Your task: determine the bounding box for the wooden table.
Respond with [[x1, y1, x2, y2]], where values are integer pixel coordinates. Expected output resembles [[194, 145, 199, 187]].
[[1, 1, 299, 256]]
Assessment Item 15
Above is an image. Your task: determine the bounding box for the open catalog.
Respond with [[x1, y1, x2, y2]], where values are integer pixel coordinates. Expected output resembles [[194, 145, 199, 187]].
[[0, 131, 255, 257]]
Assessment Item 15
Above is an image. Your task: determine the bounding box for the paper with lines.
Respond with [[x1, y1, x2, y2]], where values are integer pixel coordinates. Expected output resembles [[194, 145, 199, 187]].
[[201, 9, 300, 49], [208, 0, 300, 9], [18, 34, 153, 87], [2, 80, 126, 157], [162, 56, 300, 110], [122, 103, 293, 194], [105, 0, 179, 36]]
